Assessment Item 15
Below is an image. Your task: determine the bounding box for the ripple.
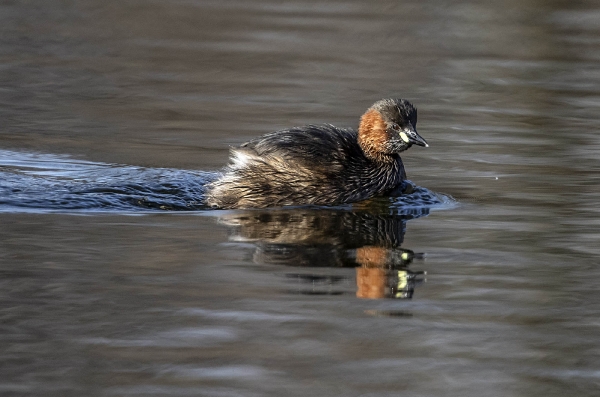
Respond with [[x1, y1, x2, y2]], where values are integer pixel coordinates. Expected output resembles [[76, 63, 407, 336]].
[[0, 149, 215, 212]]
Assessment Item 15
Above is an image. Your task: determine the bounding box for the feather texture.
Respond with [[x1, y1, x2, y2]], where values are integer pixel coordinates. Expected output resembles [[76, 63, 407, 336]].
[[205, 99, 424, 209]]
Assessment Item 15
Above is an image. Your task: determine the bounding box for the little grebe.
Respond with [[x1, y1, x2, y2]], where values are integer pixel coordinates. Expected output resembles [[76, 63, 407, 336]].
[[205, 98, 428, 209]]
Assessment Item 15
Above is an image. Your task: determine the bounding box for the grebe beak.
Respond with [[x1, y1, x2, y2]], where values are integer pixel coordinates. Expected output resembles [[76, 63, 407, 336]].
[[401, 128, 429, 147]]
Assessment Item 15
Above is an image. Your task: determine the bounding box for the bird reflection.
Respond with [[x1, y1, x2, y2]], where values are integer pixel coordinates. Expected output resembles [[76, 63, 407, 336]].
[[217, 199, 429, 299]]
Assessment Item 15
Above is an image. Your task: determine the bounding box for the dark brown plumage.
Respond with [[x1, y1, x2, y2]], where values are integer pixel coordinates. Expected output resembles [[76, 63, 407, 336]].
[[205, 98, 428, 209]]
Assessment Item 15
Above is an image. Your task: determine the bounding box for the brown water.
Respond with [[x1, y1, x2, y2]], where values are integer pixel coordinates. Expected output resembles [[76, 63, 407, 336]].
[[2, 0, 600, 396]]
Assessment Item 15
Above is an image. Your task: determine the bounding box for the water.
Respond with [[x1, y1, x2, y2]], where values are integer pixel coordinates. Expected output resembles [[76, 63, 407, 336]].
[[0, 149, 449, 212], [1, 0, 600, 396]]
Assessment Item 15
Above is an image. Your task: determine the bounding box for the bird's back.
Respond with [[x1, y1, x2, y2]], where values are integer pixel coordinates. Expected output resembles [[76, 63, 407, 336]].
[[240, 125, 362, 172]]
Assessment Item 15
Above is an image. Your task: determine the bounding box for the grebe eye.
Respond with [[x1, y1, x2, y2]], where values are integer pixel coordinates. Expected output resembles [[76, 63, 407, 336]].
[[392, 123, 400, 130]]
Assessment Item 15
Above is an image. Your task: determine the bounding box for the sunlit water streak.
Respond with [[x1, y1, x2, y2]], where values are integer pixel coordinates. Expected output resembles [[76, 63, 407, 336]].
[[0, 149, 454, 214]]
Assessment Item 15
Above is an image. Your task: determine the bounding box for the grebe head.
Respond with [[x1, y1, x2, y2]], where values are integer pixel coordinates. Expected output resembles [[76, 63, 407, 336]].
[[358, 98, 428, 161]]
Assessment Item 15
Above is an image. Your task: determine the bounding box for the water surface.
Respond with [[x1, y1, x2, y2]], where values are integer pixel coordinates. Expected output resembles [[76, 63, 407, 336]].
[[1, 0, 600, 396]]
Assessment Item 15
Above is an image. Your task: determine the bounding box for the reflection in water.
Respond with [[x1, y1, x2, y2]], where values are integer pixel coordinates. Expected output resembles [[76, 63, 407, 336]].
[[218, 206, 433, 299], [0, 148, 450, 299]]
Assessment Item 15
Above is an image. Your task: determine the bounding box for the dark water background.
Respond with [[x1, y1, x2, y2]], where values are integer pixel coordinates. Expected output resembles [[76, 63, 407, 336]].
[[1, 0, 600, 396]]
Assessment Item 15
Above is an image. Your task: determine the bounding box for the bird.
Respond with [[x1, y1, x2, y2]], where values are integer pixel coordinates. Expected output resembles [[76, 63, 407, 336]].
[[205, 98, 428, 209]]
